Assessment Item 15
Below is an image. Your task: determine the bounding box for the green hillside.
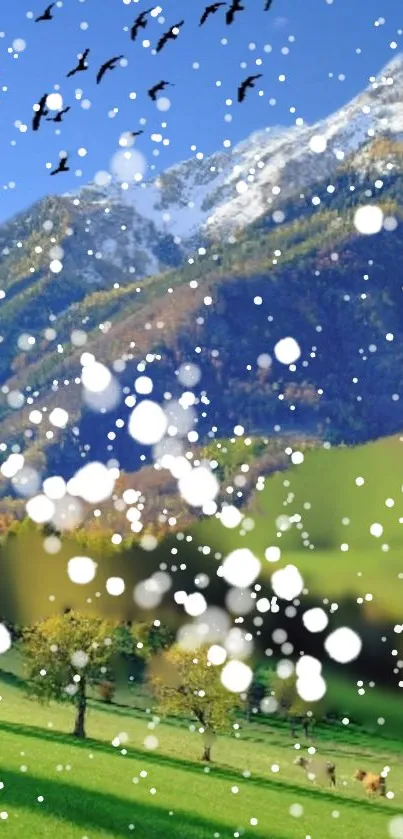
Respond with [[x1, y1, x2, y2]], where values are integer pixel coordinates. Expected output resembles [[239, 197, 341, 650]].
[[1, 432, 403, 629], [194, 433, 403, 618], [0, 669, 400, 839], [1, 141, 403, 477]]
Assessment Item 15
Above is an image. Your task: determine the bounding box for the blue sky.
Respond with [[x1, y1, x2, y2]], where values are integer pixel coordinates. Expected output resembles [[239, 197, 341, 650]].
[[0, 0, 401, 221]]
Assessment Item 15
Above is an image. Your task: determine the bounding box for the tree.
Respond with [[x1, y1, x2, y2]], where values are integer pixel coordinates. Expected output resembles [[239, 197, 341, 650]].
[[108, 621, 175, 701], [247, 662, 276, 719], [148, 644, 243, 761], [110, 620, 174, 666], [22, 611, 118, 738], [131, 621, 175, 660], [271, 674, 324, 737]]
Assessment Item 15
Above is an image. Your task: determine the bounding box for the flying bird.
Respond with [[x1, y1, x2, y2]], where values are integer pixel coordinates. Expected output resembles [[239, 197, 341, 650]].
[[35, 3, 55, 22], [130, 8, 153, 40], [199, 3, 226, 25], [147, 80, 174, 100], [96, 55, 124, 84], [156, 20, 184, 53], [50, 155, 70, 175], [66, 49, 90, 78], [264, 0, 273, 9], [32, 93, 49, 131], [226, 0, 244, 24], [237, 73, 262, 102], [47, 106, 71, 123], [130, 130, 144, 137]]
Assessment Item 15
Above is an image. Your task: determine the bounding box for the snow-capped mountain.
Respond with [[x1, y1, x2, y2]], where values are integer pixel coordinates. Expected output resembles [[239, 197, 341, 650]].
[[75, 54, 403, 243], [2, 58, 403, 480]]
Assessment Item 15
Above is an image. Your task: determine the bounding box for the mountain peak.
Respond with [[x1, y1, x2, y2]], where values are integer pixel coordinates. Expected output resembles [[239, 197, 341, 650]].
[[376, 52, 403, 80], [65, 55, 403, 244]]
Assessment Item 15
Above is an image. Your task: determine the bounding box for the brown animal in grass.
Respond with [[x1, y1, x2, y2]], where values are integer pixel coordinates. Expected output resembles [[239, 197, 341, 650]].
[[294, 756, 336, 787], [354, 769, 386, 797]]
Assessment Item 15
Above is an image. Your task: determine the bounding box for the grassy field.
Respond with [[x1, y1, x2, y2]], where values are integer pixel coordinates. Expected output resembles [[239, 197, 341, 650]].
[[1, 434, 403, 839], [3, 434, 403, 626], [3, 645, 403, 739], [194, 433, 403, 618], [0, 670, 401, 839]]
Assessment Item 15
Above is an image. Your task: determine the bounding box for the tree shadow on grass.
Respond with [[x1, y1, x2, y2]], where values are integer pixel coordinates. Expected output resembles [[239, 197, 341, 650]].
[[0, 767, 292, 839], [88, 702, 398, 761], [0, 671, 396, 761], [0, 669, 27, 690], [0, 720, 391, 816]]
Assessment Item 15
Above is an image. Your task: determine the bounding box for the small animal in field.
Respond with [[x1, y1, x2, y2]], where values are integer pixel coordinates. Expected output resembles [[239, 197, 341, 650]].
[[294, 756, 336, 787], [354, 769, 386, 797]]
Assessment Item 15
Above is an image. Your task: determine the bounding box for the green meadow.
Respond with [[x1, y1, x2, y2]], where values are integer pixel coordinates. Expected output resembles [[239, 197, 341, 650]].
[[195, 434, 403, 618], [2, 434, 403, 625], [0, 668, 401, 839], [1, 435, 403, 837]]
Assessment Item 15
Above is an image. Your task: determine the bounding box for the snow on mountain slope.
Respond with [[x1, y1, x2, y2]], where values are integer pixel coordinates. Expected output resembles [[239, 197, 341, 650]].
[[76, 54, 403, 243], [203, 55, 403, 235]]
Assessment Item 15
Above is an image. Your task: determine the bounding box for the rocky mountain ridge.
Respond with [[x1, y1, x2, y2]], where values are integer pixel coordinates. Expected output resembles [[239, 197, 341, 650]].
[[72, 54, 403, 242], [0, 56, 403, 492]]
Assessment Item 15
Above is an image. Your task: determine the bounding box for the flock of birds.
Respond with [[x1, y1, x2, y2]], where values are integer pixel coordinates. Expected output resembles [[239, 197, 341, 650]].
[[32, 0, 274, 174]]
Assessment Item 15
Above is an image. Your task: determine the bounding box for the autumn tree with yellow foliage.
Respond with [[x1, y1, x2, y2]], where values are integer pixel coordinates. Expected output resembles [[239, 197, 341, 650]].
[[22, 611, 118, 738], [148, 644, 243, 761]]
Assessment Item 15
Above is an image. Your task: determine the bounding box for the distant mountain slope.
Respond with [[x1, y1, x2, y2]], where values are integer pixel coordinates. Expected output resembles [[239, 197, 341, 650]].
[[69, 55, 403, 239], [0, 57, 403, 485]]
